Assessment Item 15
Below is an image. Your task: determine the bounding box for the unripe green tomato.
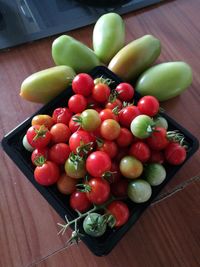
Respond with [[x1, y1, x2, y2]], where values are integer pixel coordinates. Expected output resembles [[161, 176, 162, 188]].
[[136, 61, 192, 101], [93, 13, 125, 64], [81, 109, 101, 132], [65, 157, 86, 179], [119, 156, 143, 179], [52, 35, 100, 73], [154, 116, 168, 129], [128, 179, 152, 203], [130, 115, 154, 139], [144, 163, 166, 186], [83, 213, 107, 237]]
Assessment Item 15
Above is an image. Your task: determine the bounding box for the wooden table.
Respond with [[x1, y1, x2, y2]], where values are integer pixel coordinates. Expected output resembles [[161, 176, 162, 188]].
[[0, 0, 200, 266]]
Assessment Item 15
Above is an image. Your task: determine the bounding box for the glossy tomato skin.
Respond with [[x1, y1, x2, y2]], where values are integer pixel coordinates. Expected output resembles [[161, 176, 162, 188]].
[[31, 147, 49, 166], [119, 106, 141, 128], [49, 143, 71, 164], [130, 115, 154, 139], [164, 142, 186, 165], [115, 83, 134, 101], [92, 83, 110, 103], [107, 201, 130, 227], [69, 113, 81, 133], [98, 140, 118, 159], [70, 191, 92, 212], [116, 128, 134, 147], [34, 161, 60, 186], [52, 107, 72, 125], [146, 127, 169, 150], [100, 119, 121, 141], [120, 155, 143, 179], [31, 114, 54, 129], [69, 130, 94, 154], [137, 95, 159, 117], [81, 109, 101, 132], [86, 151, 111, 177], [50, 123, 71, 144], [68, 94, 87, 113], [72, 73, 94, 96], [26, 125, 51, 148], [65, 156, 86, 179], [86, 177, 110, 205], [99, 108, 119, 122], [57, 173, 78, 195], [129, 141, 151, 163]]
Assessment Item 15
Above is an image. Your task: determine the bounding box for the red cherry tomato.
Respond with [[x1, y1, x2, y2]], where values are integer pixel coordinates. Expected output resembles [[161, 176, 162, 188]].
[[105, 98, 122, 110], [69, 130, 94, 154], [100, 119, 121, 141], [34, 161, 60, 186], [98, 140, 118, 159], [70, 191, 92, 212], [86, 177, 110, 205], [26, 125, 51, 148], [69, 113, 81, 133], [147, 127, 169, 151], [115, 83, 134, 101], [164, 142, 187, 165], [50, 123, 71, 144], [68, 94, 87, 113], [72, 73, 94, 96], [116, 128, 134, 147], [52, 107, 72, 125], [49, 143, 71, 164], [137, 96, 159, 117], [31, 147, 49, 166], [129, 141, 151, 163], [119, 106, 141, 128], [92, 83, 110, 103], [99, 108, 118, 122], [107, 201, 130, 227], [86, 151, 111, 177]]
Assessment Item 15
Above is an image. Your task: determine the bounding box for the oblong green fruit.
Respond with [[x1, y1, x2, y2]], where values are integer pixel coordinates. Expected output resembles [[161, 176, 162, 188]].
[[52, 35, 100, 73], [93, 12, 125, 64], [108, 35, 161, 81], [135, 61, 192, 101], [20, 65, 75, 103]]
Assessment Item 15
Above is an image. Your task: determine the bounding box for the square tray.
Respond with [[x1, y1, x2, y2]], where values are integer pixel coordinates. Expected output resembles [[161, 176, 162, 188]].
[[1, 66, 199, 256]]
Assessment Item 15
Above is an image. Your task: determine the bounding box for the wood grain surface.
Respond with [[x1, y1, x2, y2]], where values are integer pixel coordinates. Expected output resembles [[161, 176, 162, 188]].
[[0, 0, 200, 266]]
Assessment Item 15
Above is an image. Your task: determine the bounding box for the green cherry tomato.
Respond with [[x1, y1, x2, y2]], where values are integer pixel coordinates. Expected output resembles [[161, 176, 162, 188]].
[[154, 116, 168, 129], [52, 35, 100, 73], [130, 115, 154, 139], [136, 61, 192, 101], [144, 163, 166, 186], [128, 179, 152, 203], [93, 13, 125, 64], [83, 213, 107, 237], [81, 109, 101, 132], [65, 154, 86, 179], [119, 155, 143, 179]]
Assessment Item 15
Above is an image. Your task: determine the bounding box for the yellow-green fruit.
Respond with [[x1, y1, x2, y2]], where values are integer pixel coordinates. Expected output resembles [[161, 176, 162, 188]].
[[135, 61, 193, 101], [108, 35, 161, 81], [20, 65, 75, 103]]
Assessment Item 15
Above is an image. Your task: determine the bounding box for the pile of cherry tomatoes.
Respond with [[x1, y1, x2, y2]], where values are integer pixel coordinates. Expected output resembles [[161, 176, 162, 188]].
[[23, 73, 187, 237]]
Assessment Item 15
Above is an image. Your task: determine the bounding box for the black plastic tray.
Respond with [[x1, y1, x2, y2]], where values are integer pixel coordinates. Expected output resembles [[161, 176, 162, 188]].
[[1, 66, 199, 256]]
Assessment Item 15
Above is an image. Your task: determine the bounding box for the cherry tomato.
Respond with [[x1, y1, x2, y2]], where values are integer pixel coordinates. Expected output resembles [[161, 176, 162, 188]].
[[129, 141, 151, 163], [110, 178, 129, 197], [31, 114, 54, 129], [105, 98, 122, 110], [80, 109, 101, 132], [116, 128, 134, 147], [146, 127, 169, 150], [57, 173, 78, 195], [86, 177, 110, 205], [99, 108, 118, 122], [31, 147, 49, 166], [100, 119, 121, 141], [69, 113, 81, 133], [68, 94, 87, 113], [72, 73, 94, 96], [120, 155, 143, 179], [49, 143, 71, 164], [86, 151, 111, 177], [50, 123, 71, 144], [119, 105, 141, 128], [34, 161, 60, 186], [69, 130, 94, 154], [137, 95, 159, 117], [164, 142, 187, 165], [65, 154, 86, 179], [130, 115, 154, 139], [52, 107, 72, 125], [26, 125, 51, 148], [70, 191, 91, 212], [107, 201, 130, 227], [92, 83, 110, 103], [149, 150, 165, 164], [115, 83, 134, 101], [98, 140, 118, 159]]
